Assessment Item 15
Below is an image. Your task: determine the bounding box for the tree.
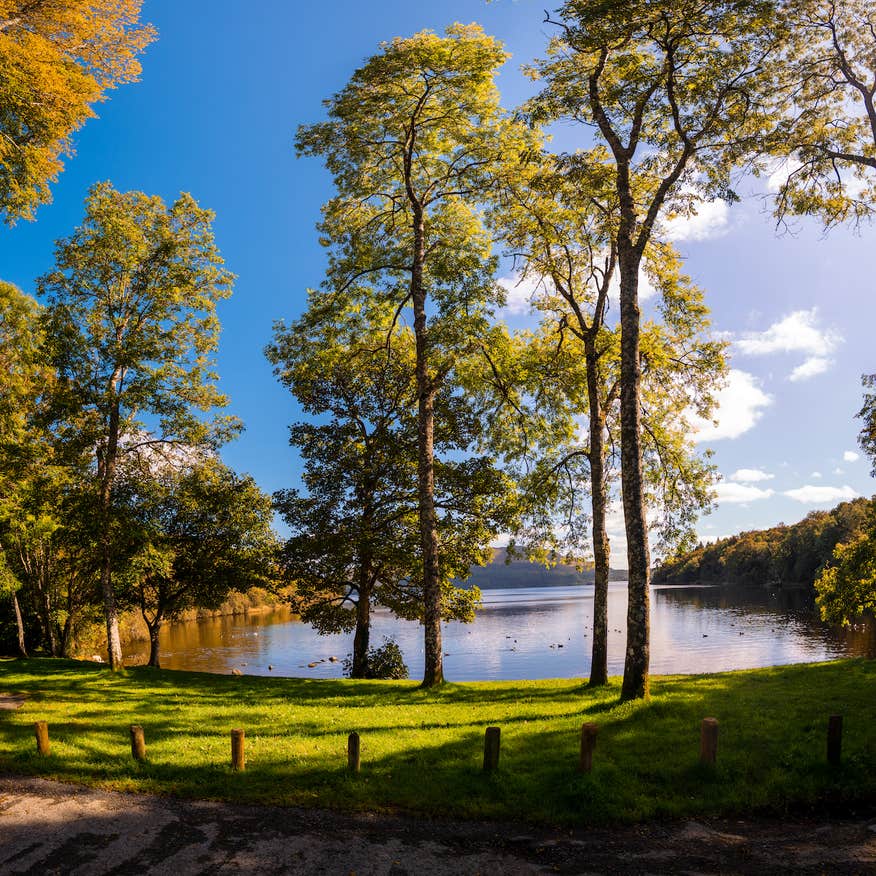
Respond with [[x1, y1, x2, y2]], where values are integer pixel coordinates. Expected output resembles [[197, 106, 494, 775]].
[[270, 310, 421, 678], [1, 473, 103, 658], [0, 0, 154, 223], [296, 24, 536, 686], [495, 150, 723, 685], [0, 281, 99, 659], [268, 305, 516, 678], [119, 458, 276, 669], [815, 498, 876, 626], [38, 182, 238, 669], [768, 0, 876, 226], [859, 374, 876, 475], [530, 1, 782, 699], [0, 280, 48, 655]]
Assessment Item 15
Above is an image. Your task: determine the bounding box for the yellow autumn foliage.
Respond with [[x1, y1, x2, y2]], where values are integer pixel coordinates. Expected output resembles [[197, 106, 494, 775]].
[[0, 1, 155, 222]]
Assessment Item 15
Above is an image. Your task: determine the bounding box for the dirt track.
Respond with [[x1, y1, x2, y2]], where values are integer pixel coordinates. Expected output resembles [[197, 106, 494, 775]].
[[0, 775, 875, 874]]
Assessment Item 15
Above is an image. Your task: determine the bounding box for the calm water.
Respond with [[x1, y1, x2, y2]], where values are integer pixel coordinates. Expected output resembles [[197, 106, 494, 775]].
[[127, 582, 876, 681]]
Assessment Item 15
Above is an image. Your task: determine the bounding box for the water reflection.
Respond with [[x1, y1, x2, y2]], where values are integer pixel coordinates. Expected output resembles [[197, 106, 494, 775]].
[[126, 582, 876, 681]]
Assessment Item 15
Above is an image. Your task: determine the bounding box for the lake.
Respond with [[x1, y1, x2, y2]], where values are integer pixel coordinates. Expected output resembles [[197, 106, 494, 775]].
[[126, 582, 876, 680]]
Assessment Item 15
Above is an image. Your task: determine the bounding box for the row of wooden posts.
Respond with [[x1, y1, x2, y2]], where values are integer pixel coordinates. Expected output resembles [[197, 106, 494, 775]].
[[30, 715, 845, 772]]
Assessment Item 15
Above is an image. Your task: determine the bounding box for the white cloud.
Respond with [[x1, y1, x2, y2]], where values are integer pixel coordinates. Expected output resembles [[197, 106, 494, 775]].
[[662, 198, 730, 242], [499, 260, 657, 322], [766, 157, 803, 192], [698, 533, 732, 544], [497, 273, 542, 315], [736, 309, 842, 357], [833, 466, 844, 475], [783, 484, 859, 504], [766, 157, 868, 200], [715, 482, 775, 504], [729, 468, 774, 483], [789, 356, 832, 382], [690, 369, 772, 443], [608, 266, 657, 304], [843, 450, 860, 463], [811, 471, 822, 478], [734, 309, 842, 383]]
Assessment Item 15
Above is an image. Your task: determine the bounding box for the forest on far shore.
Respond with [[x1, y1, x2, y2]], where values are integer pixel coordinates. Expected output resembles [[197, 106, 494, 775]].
[[653, 496, 874, 590]]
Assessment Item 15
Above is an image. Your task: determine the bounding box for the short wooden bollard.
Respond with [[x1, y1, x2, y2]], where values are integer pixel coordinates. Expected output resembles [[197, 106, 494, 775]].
[[827, 715, 842, 766], [130, 724, 146, 761], [579, 722, 598, 773], [347, 732, 361, 774], [231, 728, 245, 771], [700, 717, 719, 765], [483, 726, 501, 772], [34, 721, 50, 756]]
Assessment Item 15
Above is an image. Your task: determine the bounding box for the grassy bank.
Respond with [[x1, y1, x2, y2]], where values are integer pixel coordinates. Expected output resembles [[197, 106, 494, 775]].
[[0, 658, 874, 825]]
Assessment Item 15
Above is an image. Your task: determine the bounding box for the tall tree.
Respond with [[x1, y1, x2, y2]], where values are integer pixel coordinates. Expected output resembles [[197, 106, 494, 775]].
[[495, 151, 723, 685], [296, 24, 536, 686], [531, 1, 782, 699], [38, 182, 238, 669], [0, 280, 48, 655], [269, 304, 516, 678], [0, 0, 154, 223]]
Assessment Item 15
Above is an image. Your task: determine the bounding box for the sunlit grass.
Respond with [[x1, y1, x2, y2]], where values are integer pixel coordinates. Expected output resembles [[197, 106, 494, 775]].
[[0, 657, 873, 825]]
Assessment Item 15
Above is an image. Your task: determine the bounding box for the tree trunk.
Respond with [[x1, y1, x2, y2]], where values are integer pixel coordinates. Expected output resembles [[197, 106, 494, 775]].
[[146, 617, 162, 668], [37, 574, 58, 657], [60, 613, 73, 658], [585, 342, 610, 687], [12, 592, 27, 658], [100, 547, 123, 668], [351, 590, 371, 679], [98, 392, 123, 670], [617, 245, 651, 701], [410, 210, 443, 688]]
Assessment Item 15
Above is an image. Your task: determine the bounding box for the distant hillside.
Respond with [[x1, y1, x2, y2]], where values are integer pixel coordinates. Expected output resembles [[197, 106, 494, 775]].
[[462, 548, 627, 589], [653, 496, 873, 589]]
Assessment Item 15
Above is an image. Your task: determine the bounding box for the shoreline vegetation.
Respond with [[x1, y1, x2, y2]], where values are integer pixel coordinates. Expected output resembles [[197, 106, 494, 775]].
[[653, 497, 873, 592], [0, 657, 873, 826], [74, 587, 293, 663]]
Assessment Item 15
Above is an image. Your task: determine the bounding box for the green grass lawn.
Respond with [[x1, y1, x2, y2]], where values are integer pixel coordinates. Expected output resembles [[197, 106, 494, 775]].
[[1, 657, 874, 825]]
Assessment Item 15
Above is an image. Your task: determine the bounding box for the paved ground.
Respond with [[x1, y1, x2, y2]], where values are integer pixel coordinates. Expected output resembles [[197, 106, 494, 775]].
[[0, 775, 875, 874]]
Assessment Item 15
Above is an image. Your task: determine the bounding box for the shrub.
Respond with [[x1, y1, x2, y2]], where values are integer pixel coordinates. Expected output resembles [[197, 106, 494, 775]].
[[343, 637, 409, 679]]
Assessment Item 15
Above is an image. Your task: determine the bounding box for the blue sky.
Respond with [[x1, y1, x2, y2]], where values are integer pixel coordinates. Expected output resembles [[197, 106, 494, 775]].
[[1, 0, 873, 559]]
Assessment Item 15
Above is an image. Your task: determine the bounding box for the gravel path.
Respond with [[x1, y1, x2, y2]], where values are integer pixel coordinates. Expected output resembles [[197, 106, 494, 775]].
[[0, 775, 874, 874]]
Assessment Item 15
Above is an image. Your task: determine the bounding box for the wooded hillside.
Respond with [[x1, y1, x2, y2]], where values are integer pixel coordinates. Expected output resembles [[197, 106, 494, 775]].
[[653, 497, 873, 588], [464, 548, 628, 589]]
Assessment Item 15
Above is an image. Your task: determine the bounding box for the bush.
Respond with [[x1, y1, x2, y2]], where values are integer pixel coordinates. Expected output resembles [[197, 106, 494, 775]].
[[343, 637, 409, 680]]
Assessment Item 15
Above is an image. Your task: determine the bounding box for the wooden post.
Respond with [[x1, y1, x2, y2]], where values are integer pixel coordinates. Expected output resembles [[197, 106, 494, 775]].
[[579, 722, 598, 773], [827, 715, 842, 766], [700, 717, 718, 765], [130, 724, 146, 761], [483, 726, 500, 772], [231, 728, 245, 771], [347, 732, 360, 774], [34, 721, 50, 756]]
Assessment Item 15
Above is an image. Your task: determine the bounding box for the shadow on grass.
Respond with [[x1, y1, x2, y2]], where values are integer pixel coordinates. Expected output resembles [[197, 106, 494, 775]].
[[1, 656, 874, 825]]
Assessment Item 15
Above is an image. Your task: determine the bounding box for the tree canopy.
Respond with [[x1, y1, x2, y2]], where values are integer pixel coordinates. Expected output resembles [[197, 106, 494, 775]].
[[526, 0, 783, 699], [769, 0, 876, 226], [119, 457, 277, 668], [269, 301, 518, 677], [38, 181, 237, 668], [296, 24, 537, 686], [0, 1, 154, 223]]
